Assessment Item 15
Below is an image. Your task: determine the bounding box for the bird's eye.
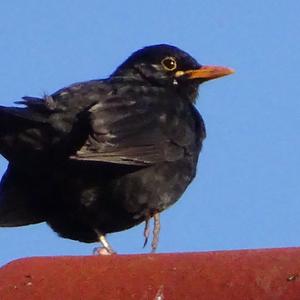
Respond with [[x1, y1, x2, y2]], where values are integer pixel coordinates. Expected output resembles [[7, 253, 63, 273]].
[[161, 57, 177, 71]]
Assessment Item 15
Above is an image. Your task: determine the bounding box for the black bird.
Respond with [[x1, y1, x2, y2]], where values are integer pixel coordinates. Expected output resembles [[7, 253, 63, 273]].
[[0, 44, 233, 253]]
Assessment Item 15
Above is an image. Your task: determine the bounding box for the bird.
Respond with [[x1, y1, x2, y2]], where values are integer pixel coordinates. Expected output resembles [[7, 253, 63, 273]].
[[0, 44, 233, 254]]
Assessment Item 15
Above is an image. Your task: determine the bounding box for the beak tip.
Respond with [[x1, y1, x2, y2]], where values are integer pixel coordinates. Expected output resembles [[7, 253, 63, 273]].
[[227, 67, 235, 75]]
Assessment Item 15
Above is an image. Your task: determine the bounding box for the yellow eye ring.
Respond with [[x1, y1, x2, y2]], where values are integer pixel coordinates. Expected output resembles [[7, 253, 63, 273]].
[[161, 57, 177, 71]]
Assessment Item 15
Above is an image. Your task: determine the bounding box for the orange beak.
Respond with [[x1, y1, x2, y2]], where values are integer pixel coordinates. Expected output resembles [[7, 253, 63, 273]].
[[175, 65, 234, 81]]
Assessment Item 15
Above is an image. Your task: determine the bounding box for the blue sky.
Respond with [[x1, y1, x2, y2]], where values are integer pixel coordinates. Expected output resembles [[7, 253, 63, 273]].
[[0, 1, 299, 266]]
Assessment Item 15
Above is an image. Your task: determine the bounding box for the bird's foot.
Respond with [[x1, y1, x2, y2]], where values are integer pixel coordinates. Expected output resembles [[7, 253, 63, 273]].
[[142, 212, 160, 253], [93, 246, 115, 256], [143, 214, 151, 248], [151, 213, 160, 253]]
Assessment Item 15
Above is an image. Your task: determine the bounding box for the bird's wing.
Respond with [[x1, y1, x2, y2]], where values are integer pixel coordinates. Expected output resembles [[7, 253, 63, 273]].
[[71, 96, 186, 166]]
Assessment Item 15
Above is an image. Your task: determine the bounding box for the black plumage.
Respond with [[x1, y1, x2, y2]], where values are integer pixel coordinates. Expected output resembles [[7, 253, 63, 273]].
[[0, 44, 233, 253]]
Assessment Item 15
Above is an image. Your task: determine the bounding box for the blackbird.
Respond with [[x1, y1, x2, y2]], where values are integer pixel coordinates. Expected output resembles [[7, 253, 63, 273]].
[[0, 44, 233, 253]]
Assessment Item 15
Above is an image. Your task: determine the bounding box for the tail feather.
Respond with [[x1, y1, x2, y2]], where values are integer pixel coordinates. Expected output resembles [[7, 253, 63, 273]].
[[0, 164, 46, 227], [0, 105, 49, 161]]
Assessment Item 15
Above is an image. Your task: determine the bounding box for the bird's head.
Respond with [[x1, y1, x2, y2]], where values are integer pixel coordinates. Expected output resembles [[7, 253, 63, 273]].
[[111, 44, 234, 102]]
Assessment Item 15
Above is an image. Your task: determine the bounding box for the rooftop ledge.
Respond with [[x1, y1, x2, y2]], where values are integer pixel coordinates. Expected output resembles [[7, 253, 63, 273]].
[[0, 247, 300, 299]]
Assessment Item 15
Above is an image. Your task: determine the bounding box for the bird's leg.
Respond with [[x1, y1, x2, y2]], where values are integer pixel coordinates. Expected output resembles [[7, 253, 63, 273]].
[[151, 212, 160, 253], [99, 234, 115, 254], [93, 231, 116, 255], [143, 213, 151, 248]]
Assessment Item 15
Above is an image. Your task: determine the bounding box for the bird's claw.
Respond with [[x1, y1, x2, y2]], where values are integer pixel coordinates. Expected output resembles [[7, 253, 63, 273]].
[[143, 215, 151, 248], [142, 212, 160, 253], [93, 246, 115, 256], [151, 213, 160, 253]]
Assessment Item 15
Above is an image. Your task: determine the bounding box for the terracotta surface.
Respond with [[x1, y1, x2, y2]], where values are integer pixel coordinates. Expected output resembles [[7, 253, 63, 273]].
[[0, 248, 300, 299]]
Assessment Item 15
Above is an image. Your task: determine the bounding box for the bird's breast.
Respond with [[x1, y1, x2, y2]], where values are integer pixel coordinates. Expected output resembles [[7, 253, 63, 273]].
[[112, 157, 197, 219]]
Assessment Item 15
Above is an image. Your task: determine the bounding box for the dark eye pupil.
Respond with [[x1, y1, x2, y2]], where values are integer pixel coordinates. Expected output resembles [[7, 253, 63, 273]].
[[166, 59, 174, 68], [162, 57, 176, 70]]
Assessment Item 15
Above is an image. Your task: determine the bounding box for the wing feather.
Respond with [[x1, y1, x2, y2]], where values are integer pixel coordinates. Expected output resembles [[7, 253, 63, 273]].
[[71, 96, 184, 166]]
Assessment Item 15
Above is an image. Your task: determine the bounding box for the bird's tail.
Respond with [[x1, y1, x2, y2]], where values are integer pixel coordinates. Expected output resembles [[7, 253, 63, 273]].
[[0, 104, 47, 161], [0, 164, 47, 227]]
